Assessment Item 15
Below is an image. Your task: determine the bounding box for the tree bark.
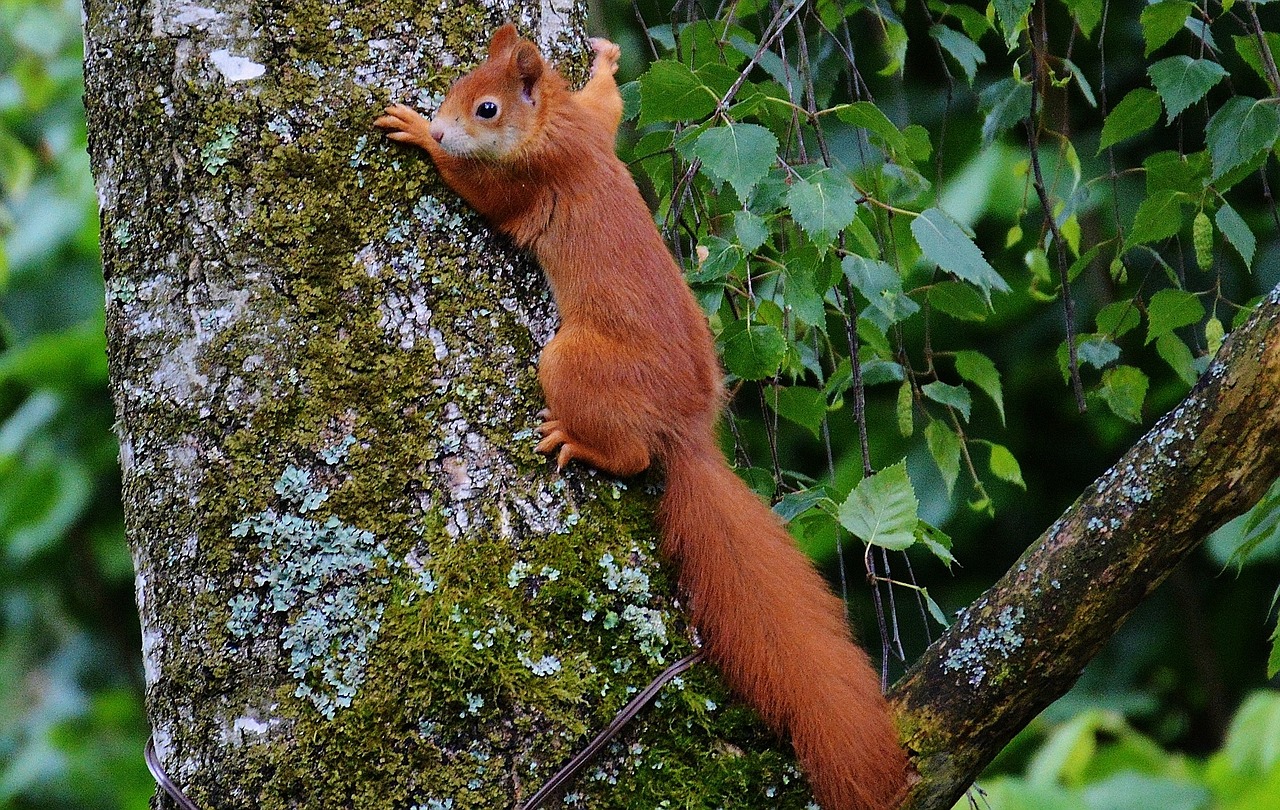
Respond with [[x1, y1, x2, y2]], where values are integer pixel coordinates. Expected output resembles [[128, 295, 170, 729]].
[[890, 283, 1280, 810], [83, 1, 818, 808]]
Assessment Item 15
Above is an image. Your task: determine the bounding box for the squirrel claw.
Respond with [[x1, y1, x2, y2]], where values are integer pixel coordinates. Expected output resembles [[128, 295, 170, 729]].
[[588, 38, 620, 77]]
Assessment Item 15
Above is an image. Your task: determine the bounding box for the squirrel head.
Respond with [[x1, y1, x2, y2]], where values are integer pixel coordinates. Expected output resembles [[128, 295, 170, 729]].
[[429, 24, 552, 161]]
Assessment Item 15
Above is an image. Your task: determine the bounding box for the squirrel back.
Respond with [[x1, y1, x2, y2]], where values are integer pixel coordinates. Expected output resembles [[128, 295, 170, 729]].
[[376, 25, 909, 809]]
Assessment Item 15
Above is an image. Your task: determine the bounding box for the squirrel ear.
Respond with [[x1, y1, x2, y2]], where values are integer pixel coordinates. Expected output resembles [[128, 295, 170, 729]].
[[487, 24, 519, 58], [511, 41, 544, 101]]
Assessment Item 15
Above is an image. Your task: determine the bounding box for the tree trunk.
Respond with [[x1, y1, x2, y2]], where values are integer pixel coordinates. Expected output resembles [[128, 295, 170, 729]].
[[891, 284, 1280, 809], [83, 1, 1280, 808], [82, 2, 818, 808]]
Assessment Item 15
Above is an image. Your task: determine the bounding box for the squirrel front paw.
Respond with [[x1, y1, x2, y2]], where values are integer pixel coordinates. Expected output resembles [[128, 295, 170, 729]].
[[374, 103, 435, 148], [588, 38, 620, 78]]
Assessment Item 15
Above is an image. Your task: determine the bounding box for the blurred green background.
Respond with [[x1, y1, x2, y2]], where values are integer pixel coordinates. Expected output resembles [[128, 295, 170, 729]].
[[1, 0, 1277, 807]]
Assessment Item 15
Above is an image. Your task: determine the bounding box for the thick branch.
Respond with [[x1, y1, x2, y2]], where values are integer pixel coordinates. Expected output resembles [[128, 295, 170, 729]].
[[890, 283, 1280, 809]]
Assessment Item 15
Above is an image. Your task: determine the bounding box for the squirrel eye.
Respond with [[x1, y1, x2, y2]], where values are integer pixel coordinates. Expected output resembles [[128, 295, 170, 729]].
[[476, 101, 499, 119]]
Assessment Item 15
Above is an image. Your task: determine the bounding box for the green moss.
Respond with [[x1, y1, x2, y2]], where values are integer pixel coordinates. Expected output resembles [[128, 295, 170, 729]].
[[92, 2, 819, 805]]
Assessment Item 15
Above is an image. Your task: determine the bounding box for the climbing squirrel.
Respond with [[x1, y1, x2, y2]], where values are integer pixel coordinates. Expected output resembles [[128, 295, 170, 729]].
[[375, 24, 909, 810]]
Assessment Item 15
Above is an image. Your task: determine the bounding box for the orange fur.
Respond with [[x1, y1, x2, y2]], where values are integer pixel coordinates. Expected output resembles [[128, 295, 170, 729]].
[[376, 25, 908, 809]]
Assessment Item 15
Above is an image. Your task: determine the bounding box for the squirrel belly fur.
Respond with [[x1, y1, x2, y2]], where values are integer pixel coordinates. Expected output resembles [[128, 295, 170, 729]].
[[375, 24, 909, 810]]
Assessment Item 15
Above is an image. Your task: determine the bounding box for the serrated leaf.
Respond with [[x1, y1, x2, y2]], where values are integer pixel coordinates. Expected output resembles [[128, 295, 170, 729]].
[[718, 319, 787, 380], [1205, 316, 1225, 357], [1148, 56, 1228, 121], [1063, 0, 1102, 38], [835, 101, 908, 154], [693, 123, 780, 202], [1216, 203, 1256, 268], [734, 210, 769, 253], [955, 350, 1005, 426], [637, 60, 719, 125], [837, 460, 919, 550], [994, 0, 1033, 47], [987, 443, 1026, 489], [1156, 333, 1199, 385], [1078, 337, 1121, 369], [917, 523, 956, 572], [691, 235, 743, 282], [980, 77, 1033, 144], [786, 170, 860, 246], [925, 420, 962, 498], [842, 255, 920, 328], [1063, 59, 1097, 108], [1146, 288, 1206, 345], [1099, 88, 1162, 152], [1141, 0, 1192, 56], [767, 385, 827, 440], [912, 208, 1009, 304], [1096, 300, 1141, 338], [1126, 189, 1187, 248], [922, 381, 972, 422], [1098, 365, 1149, 424], [1144, 150, 1211, 195], [773, 487, 830, 523], [1234, 32, 1280, 88], [930, 24, 985, 85], [1206, 96, 1280, 181], [929, 281, 989, 321]]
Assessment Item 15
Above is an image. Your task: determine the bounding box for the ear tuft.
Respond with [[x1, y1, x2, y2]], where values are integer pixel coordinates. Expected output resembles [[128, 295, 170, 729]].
[[487, 24, 519, 59]]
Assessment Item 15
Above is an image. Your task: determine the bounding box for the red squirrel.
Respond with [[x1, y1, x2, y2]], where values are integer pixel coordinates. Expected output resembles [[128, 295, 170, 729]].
[[375, 24, 909, 810]]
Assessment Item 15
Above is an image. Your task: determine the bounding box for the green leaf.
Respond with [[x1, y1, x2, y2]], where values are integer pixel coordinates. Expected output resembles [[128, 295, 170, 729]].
[[1098, 88, 1162, 152], [980, 77, 1033, 144], [917, 523, 956, 572], [955, 350, 1005, 426], [987, 443, 1026, 489], [837, 460, 919, 550], [767, 385, 827, 439], [772, 487, 830, 523], [1146, 288, 1206, 345], [842, 255, 920, 328], [1078, 337, 1121, 370], [1206, 97, 1280, 181], [1140, 0, 1192, 56], [1126, 189, 1187, 248], [690, 235, 743, 282], [1096, 300, 1141, 338], [925, 420, 962, 498], [921, 585, 953, 622], [693, 123, 780, 203], [1144, 150, 1211, 195], [922, 381, 972, 422], [1216, 203, 1256, 268], [1148, 56, 1228, 121], [930, 24, 985, 85], [911, 208, 1010, 304], [1270, 620, 1280, 680], [1234, 32, 1280, 87], [1063, 0, 1102, 38], [993, 0, 1033, 48], [718, 319, 787, 380], [637, 60, 718, 125], [835, 101, 909, 154], [1156, 333, 1199, 385], [786, 169, 860, 247], [929, 281, 989, 322], [733, 210, 769, 253], [1098, 365, 1149, 424]]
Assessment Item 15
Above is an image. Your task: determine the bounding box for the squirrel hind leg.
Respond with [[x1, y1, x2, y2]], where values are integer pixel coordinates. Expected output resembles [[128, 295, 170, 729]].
[[535, 411, 651, 477]]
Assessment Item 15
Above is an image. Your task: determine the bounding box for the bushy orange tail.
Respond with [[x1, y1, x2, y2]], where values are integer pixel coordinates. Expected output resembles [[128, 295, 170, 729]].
[[659, 443, 908, 810]]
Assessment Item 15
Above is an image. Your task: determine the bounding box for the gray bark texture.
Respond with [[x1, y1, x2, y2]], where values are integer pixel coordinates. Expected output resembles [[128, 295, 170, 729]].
[[82, 1, 819, 808], [81, 0, 1280, 808]]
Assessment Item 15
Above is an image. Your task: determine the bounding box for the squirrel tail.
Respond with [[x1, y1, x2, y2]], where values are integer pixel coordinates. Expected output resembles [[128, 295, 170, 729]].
[[658, 442, 908, 810]]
